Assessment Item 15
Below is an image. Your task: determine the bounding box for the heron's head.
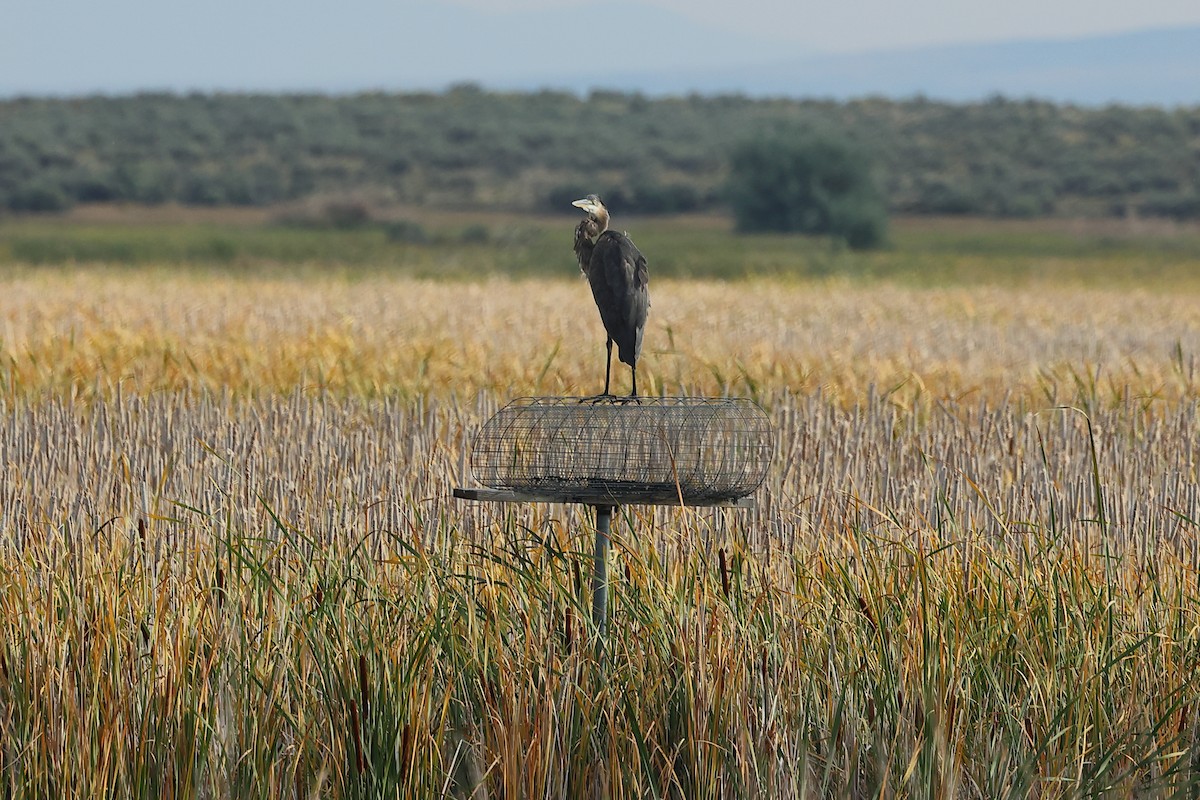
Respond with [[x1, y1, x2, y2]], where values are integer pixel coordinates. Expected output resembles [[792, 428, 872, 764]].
[[571, 194, 609, 229]]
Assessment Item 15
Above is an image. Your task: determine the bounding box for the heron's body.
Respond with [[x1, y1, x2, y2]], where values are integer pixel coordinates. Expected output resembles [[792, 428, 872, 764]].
[[572, 195, 650, 397]]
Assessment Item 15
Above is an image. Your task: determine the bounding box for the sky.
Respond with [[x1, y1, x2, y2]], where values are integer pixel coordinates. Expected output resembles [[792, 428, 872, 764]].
[[445, 0, 1200, 52], [3, 0, 1200, 99]]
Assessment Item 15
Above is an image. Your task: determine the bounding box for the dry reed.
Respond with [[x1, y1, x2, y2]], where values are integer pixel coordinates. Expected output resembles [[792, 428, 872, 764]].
[[1, 269, 1198, 797]]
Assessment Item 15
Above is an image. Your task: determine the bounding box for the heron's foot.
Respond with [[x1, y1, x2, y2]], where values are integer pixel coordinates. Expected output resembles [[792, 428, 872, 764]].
[[591, 393, 641, 405]]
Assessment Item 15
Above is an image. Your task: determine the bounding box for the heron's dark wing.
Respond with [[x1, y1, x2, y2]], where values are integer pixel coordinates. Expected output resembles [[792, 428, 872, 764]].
[[590, 231, 650, 366]]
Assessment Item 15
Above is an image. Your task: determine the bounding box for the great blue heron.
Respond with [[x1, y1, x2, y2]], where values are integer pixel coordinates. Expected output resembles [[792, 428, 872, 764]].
[[571, 194, 650, 399]]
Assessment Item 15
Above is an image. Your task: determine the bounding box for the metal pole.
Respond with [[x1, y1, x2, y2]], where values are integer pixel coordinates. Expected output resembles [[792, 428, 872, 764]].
[[591, 504, 614, 636]]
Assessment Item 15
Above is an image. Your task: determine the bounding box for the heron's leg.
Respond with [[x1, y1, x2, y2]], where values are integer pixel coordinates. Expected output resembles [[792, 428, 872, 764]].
[[584, 339, 616, 403], [603, 338, 613, 395], [605, 364, 642, 404], [610, 365, 641, 403]]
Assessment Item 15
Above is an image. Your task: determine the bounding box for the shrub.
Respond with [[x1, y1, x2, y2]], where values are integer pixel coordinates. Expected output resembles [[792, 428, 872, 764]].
[[384, 219, 430, 243], [1138, 190, 1200, 220], [727, 131, 888, 249], [322, 200, 372, 229], [910, 178, 981, 215], [8, 179, 72, 212], [458, 224, 490, 244]]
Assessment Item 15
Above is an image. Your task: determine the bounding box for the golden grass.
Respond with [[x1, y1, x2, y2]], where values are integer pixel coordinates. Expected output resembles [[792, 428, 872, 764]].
[[3, 270, 1198, 404], [2, 265, 1200, 797]]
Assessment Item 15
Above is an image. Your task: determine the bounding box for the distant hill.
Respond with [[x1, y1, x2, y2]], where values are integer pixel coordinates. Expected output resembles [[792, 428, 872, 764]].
[[3, 0, 1198, 106]]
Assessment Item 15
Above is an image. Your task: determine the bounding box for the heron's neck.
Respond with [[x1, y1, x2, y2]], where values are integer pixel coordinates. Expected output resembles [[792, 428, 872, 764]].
[[574, 220, 596, 269], [592, 208, 609, 233]]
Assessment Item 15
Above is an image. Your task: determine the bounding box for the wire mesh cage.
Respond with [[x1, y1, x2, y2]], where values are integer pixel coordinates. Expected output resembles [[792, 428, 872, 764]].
[[469, 397, 774, 504]]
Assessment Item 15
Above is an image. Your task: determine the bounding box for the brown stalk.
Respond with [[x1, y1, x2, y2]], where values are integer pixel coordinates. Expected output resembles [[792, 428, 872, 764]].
[[400, 723, 412, 783], [357, 653, 370, 719], [857, 595, 877, 633], [214, 564, 225, 610], [349, 699, 365, 776]]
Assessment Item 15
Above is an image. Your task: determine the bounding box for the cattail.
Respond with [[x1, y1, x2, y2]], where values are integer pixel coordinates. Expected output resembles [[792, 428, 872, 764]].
[[857, 595, 877, 633], [214, 564, 225, 609], [349, 699, 365, 775], [400, 723, 412, 783], [357, 653, 370, 719], [718, 547, 730, 599]]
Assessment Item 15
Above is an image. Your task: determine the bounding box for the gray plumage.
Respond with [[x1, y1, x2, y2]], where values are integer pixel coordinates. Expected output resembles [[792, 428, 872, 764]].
[[571, 194, 650, 397]]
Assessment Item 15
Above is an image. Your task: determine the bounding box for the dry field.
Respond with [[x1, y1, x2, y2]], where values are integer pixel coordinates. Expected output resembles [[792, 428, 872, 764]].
[[4, 270, 1199, 402], [2, 267, 1200, 797]]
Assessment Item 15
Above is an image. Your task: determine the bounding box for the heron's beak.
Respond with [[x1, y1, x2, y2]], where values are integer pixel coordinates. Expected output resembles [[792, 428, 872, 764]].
[[571, 198, 594, 212]]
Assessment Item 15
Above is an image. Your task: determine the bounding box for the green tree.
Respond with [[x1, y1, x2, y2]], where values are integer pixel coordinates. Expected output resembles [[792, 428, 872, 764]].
[[9, 178, 71, 212], [727, 132, 888, 249]]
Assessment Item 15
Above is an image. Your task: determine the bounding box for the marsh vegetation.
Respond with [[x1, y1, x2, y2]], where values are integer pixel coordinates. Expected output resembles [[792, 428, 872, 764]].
[[1, 213, 1199, 796]]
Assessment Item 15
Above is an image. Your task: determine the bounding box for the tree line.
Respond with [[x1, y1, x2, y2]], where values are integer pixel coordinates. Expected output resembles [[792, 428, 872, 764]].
[[1, 86, 1197, 221]]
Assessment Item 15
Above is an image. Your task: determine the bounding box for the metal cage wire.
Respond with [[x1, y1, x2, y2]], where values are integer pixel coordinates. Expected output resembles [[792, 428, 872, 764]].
[[470, 397, 774, 504]]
